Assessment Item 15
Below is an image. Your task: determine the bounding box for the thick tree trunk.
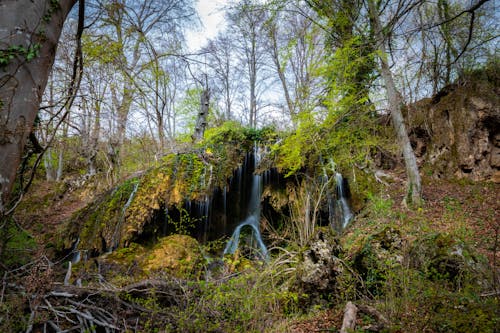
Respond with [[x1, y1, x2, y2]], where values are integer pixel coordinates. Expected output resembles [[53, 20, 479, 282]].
[[0, 0, 77, 213], [368, 0, 422, 205]]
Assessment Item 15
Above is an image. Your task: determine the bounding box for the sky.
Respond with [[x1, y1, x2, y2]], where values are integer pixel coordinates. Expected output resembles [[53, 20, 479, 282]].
[[185, 0, 229, 52]]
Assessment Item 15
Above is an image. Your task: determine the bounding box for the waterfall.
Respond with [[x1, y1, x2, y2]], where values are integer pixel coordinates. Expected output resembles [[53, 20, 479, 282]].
[[335, 172, 353, 230], [71, 238, 81, 264], [111, 181, 140, 250], [223, 144, 268, 260]]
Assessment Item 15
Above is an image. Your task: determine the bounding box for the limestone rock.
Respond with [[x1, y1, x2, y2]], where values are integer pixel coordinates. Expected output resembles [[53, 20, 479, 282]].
[[296, 228, 343, 293], [408, 71, 500, 181]]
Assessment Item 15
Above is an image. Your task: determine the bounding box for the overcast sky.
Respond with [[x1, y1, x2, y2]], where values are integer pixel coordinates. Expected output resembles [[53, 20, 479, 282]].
[[185, 0, 229, 52]]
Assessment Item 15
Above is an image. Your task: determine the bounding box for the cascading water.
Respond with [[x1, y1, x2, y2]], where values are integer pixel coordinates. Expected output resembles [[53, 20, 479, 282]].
[[110, 181, 140, 250], [223, 144, 268, 260], [335, 172, 353, 230]]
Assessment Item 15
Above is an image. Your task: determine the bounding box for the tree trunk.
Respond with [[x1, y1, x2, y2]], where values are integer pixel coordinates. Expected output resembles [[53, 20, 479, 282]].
[[269, 23, 295, 125], [192, 88, 210, 143], [368, 0, 422, 205], [249, 36, 257, 128], [0, 0, 77, 213]]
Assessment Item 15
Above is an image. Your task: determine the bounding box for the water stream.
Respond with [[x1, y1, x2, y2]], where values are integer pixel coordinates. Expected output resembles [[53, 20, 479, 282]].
[[223, 144, 268, 260], [335, 172, 353, 230]]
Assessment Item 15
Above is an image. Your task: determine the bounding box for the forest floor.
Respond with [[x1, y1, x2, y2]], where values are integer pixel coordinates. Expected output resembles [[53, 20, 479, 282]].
[[10, 170, 500, 332], [286, 171, 499, 332]]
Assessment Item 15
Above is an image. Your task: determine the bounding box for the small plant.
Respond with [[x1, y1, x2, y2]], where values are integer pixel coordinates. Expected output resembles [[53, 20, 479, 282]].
[[0, 44, 41, 68]]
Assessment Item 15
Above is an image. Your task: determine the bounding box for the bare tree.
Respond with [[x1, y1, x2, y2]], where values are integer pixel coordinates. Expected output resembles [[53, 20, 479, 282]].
[[204, 35, 239, 122], [368, 0, 422, 205], [90, 0, 196, 177], [227, 0, 269, 128], [265, 3, 325, 126]]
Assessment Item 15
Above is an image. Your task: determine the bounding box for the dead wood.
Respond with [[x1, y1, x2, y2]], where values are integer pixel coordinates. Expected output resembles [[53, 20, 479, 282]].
[[340, 301, 358, 333]]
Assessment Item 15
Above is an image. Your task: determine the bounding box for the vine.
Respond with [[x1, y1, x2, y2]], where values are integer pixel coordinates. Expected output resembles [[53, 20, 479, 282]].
[[0, 0, 61, 69], [0, 44, 41, 69]]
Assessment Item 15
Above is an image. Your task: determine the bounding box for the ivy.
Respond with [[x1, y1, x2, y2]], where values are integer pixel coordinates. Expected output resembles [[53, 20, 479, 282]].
[[43, 0, 62, 23], [0, 0, 61, 68], [0, 44, 41, 68]]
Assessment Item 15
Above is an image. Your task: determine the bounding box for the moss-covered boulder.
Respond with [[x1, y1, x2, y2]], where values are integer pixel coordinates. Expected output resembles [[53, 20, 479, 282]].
[[72, 235, 204, 285], [350, 226, 404, 294], [143, 235, 204, 278], [65, 177, 140, 254], [64, 124, 278, 257], [409, 233, 483, 286]]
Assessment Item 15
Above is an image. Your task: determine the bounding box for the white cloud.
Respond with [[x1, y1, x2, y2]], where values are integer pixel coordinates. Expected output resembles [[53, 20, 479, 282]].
[[186, 0, 229, 52]]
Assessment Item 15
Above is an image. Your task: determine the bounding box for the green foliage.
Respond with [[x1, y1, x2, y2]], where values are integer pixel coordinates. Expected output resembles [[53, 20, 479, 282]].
[[203, 121, 276, 147], [273, 35, 385, 186], [366, 193, 394, 217], [177, 87, 203, 135], [0, 44, 41, 68], [166, 207, 200, 235], [167, 268, 300, 332], [82, 33, 122, 64]]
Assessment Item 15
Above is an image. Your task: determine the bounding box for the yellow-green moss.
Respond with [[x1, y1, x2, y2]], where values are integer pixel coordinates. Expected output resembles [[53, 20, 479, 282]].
[[142, 234, 203, 278]]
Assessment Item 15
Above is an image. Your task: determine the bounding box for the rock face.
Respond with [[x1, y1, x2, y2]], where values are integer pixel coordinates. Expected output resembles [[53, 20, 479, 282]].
[[408, 69, 500, 181]]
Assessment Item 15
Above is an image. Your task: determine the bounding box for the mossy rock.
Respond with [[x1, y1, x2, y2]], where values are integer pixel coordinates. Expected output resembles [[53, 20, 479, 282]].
[[409, 233, 480, 286], [350, 227, 405, 294], [142, 234, 204, 278]]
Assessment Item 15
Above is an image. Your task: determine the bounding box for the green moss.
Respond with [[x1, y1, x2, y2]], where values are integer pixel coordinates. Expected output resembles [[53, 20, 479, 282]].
[[142, 234, 204, 278], [66, 177, 139, 253], [0, 220, 37, 268]]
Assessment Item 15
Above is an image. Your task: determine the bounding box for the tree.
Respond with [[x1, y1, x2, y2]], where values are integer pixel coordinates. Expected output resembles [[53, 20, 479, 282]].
[[227, 0, 269, 128], [367, 0, 422, 205], [204, 35, 239, 122], [73, 0, 195, 181], [264, 3, 325, 125], [0, 0, 79, 214]]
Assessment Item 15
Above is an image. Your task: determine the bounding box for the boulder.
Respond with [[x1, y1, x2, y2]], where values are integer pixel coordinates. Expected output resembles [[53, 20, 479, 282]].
[[351, 227, 404, 294], [143, 234, 204, 278], [296, 228, 343, 295]]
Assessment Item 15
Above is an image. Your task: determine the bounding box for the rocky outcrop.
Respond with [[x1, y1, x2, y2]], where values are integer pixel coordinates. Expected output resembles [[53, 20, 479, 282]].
[[295, 228, 343, 298], [408, 68, 500, 181]]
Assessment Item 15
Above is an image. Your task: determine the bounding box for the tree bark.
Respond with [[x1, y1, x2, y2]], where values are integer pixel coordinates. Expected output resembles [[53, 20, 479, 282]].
[[192, 88, 210, 143], [0, 0, 78, 213], [368, 0, 422, 205]]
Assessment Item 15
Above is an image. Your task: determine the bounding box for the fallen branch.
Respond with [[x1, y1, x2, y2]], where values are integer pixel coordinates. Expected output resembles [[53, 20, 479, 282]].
[[358, 304, 390, 331]]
